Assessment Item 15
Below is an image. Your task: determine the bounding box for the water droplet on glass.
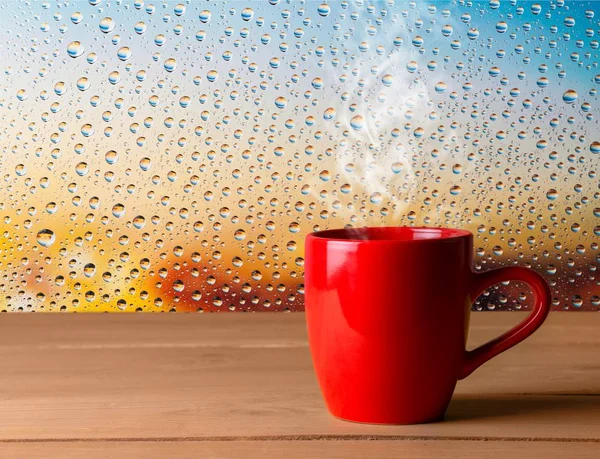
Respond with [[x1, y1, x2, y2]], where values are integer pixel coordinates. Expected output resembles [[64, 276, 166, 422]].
[[435, 81, 447, 93], [563, 89, 578, 104], [164, 58, 177, 72], [67, 41, 84, 58], [77, 77, 90, 91], [199, 10, 211, 23], [117, 47, 132, 61], [275, 96, 287, 109], [71, 12, 83, 24], [112, 203, 126, 218], [318, 3, 331, 17], [36, 229, 56, 248], [105, 150, 118, 164], [139, 157, 151, 171], [207, 69, 218, 81], [54, 81, 67, 95], [382, 74, 393, 87], [99, 17, 115, 33], [323, 107, 336, 120], [134, 21, 147, 34], [241, 7, 254, 21], [350, 115, 364, 131], [75, 162, 89, 176], [84, 263, 96, 278]]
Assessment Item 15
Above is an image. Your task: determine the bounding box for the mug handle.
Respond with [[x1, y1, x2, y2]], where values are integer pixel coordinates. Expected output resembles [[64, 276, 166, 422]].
[[459, 266, 552, 380]]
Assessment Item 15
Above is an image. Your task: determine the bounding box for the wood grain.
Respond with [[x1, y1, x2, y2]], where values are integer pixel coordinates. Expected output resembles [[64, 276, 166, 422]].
[[0, 312, 598, 456], [1, 440, 600, 459]]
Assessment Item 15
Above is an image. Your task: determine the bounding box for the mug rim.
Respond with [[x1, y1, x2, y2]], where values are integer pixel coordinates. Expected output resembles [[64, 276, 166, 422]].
[[306, 226, 472, 244]]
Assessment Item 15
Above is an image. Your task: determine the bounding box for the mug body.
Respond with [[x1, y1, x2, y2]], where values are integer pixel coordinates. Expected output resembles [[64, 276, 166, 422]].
[[305, 227, 473, 424]]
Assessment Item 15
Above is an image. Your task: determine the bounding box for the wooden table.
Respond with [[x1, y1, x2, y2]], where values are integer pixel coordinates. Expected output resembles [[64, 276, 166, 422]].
[[0, 313, 599, 458]]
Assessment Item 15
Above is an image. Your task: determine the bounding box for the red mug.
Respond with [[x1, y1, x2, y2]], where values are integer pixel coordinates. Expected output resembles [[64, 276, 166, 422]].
[[305, 226, 551, 424]]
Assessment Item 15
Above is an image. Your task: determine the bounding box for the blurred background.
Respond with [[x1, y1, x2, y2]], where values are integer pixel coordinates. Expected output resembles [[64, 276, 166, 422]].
[[0, 0, 597, 312]]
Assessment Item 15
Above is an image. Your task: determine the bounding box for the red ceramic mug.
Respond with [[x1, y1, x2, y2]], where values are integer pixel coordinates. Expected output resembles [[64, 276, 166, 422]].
[[305, 227, 551, 424]]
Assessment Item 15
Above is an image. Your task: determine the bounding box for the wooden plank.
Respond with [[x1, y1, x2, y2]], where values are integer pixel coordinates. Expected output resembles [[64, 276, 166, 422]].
[[0, 313, 599, 442], [1, 440, 600, 459]]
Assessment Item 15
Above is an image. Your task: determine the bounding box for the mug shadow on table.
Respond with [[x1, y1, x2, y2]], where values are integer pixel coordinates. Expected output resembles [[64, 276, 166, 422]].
[[445, 393, 600, 422]]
